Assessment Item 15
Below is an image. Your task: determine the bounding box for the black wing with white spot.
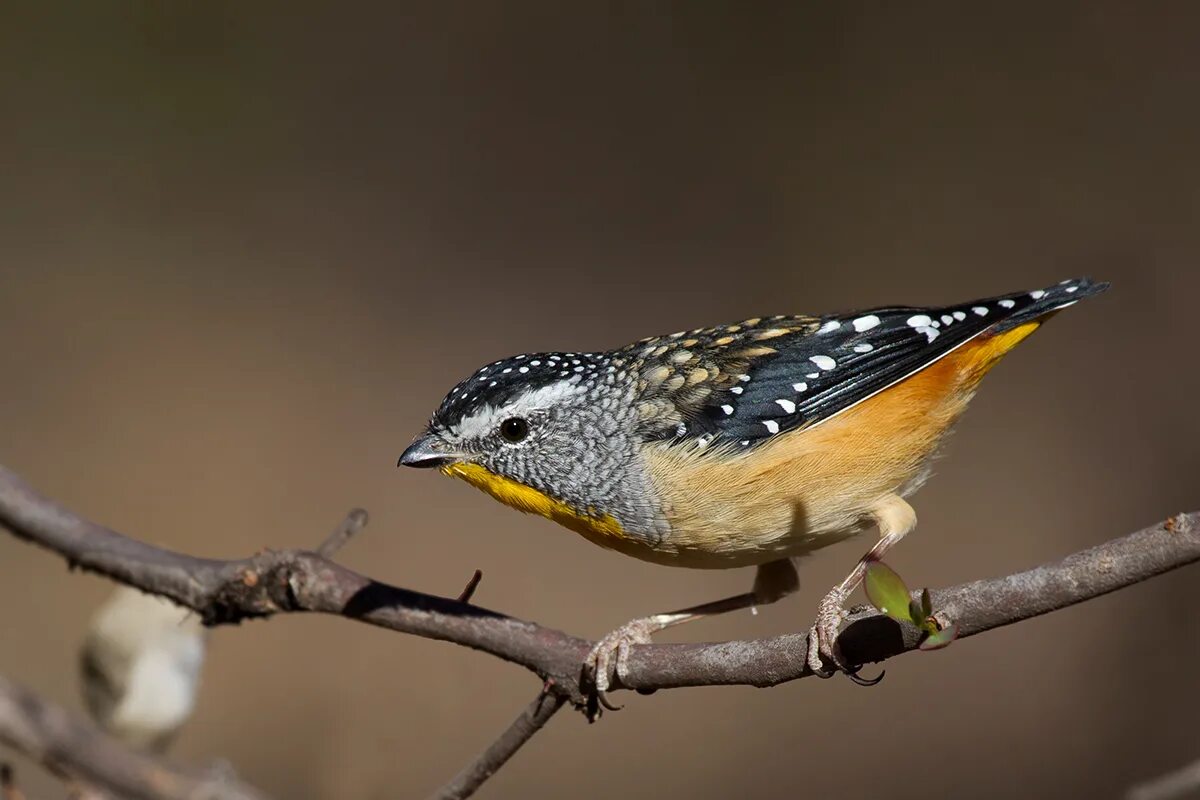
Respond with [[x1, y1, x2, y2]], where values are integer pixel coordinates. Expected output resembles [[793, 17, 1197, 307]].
[[681, 278, 1108, 448]]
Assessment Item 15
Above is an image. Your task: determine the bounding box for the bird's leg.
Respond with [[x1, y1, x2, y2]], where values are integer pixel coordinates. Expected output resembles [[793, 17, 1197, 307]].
[[585, 558, 799, 710], [807, 494, 916, 676]]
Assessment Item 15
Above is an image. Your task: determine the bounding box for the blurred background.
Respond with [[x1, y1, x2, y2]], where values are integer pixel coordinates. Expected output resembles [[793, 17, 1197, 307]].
[[1, 3, 1198, 798]]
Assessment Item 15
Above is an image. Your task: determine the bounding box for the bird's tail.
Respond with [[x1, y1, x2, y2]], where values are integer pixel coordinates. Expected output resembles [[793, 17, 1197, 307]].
[[957, 276, 1108, 379]]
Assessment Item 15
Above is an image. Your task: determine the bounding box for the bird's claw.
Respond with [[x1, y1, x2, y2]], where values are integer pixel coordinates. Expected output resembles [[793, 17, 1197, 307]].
[[806, 587, 851, 678], [583, 617, 658, 714]]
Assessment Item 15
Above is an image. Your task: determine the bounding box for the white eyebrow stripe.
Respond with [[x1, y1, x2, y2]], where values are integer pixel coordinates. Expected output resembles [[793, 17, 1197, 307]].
[[451, 380, 585, 439]]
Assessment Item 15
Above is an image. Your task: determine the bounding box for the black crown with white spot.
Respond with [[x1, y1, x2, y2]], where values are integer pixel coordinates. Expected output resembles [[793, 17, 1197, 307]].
[[432, 352, 610, 429]]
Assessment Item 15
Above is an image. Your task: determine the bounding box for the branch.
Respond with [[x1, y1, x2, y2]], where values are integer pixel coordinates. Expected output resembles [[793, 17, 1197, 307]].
[[1, 463, 1195, 706], [1127, 756, 1200, 800], [315, 508, 369, 559], [618, 509, 1200, 693], [456, 569, 484, 604], [430, 687, 565, 800], [1, 461, 1197, 798], [0, 674, 269, 800], [0, 463, 594, 699]]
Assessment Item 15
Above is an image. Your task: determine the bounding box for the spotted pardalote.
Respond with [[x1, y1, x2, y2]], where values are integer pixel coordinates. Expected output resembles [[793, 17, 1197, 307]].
[[400, 278, 1108, 703]]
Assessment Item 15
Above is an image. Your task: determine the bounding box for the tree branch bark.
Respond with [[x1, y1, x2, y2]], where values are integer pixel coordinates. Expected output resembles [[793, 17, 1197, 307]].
[[0, 674, 268, 800], [430, 688, 565, 800], [1, 460, 1197, 798], [1127, 756, 1200, 800], [2, 463, 1195, 705]]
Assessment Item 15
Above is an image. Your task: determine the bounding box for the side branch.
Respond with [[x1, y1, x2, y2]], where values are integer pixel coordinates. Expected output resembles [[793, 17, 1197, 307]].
[[431, 688, 566, 800], [0, 463, 1196, 708]]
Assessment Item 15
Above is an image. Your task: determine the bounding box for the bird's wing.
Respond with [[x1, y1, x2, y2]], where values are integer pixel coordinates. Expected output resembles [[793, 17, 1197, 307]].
[[644, 277, 1106, 449]]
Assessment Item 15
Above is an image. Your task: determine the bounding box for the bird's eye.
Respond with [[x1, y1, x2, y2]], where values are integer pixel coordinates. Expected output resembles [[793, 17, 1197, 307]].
[[499, 417, 530, 443]]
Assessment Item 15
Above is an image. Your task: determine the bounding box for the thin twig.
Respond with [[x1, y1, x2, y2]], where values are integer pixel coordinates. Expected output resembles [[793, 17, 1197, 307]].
[[0, 675, 269, 800], [316, 508, 369, 558], [430, 688, 566, 800], [66, 784, 111, 800], [457, 569, 483, 603], [1127, 757, 1200, 800]]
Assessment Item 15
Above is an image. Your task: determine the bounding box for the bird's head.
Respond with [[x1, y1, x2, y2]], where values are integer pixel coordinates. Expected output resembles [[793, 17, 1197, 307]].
[[398, 351, 647, 533]]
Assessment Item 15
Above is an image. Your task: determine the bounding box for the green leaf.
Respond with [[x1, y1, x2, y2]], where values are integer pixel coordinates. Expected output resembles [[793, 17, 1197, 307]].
[[920, 588, 933, 619], [864, 561, 916, 624], [919, 622, 960, 651], [908, 598, 926, 624]]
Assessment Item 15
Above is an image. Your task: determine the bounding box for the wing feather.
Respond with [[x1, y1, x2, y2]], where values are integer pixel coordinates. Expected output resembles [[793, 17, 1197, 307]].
[[657, 277, 1107, 449]]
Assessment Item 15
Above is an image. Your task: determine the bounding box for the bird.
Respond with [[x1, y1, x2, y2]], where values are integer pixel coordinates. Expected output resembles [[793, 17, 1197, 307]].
[[399, 277, 1108, 705], [80, 586, 207, 751]]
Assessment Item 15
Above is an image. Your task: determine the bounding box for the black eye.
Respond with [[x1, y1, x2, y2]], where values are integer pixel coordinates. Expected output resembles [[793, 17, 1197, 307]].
[[499, 417, 529, 443]]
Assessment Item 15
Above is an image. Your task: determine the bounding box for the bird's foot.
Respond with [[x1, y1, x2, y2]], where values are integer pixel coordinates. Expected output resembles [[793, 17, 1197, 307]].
[[806, 587, 851, 678], [584, 616, 660, 714]]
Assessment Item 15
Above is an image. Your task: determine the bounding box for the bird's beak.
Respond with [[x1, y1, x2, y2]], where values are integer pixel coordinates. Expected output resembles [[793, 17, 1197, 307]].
[[397, 434, 464, 469]]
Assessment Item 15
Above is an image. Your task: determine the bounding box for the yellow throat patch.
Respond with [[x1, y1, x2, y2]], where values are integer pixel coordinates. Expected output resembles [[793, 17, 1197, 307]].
[[440, 462, 626, 542]]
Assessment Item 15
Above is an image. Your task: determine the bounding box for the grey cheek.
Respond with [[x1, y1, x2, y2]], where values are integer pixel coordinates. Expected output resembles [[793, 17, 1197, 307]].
[[491, 447, 527, 481]]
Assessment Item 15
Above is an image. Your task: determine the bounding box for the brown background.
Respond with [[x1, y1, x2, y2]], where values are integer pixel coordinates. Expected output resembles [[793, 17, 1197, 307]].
[[1, 4, 1198, 799]]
